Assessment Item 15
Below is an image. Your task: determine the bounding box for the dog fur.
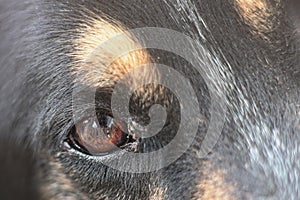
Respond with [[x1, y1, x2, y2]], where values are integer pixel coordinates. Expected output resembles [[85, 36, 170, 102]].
[[0, 0, 299, 199]]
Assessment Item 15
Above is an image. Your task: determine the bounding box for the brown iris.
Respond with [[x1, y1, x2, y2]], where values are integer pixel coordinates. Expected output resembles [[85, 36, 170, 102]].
[[68, 116, 134, 156]]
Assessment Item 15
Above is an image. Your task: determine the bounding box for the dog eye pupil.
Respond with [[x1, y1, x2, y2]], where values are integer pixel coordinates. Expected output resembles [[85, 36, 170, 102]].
[[68, 116, 134, 156]]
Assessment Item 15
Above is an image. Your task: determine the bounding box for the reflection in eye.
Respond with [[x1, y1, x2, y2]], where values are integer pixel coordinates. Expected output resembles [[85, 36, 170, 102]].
[[67, 116, 136, 156]]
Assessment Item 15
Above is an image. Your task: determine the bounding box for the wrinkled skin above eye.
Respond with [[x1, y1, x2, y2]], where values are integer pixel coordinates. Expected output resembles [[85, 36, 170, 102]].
[[68, 116, 135, 156]]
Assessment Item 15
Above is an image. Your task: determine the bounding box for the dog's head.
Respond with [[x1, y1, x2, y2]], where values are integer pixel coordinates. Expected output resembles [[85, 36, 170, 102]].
[[0, 0, 299, 199]]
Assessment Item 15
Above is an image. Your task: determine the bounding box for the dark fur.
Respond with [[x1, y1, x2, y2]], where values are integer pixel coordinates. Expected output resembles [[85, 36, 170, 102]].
[[0, 0, 299, 199]]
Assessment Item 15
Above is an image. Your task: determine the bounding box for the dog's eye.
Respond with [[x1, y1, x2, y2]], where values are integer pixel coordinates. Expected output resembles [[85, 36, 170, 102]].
[[67, 116, 136, 156]]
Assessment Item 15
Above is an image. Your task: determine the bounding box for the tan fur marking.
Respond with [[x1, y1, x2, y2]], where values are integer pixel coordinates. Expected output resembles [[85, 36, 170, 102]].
[[234, 0, 276, 35], [149, 186, 166, 200], [72, 18, 154, 88], [196, 163, 236, 200]]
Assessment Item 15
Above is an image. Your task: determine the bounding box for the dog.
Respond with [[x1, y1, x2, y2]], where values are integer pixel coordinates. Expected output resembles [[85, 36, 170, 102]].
[[0, 0, 299, 199]]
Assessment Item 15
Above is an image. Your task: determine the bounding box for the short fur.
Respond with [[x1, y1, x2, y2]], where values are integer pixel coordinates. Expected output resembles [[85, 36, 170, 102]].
[[0, 0, 299, 199]]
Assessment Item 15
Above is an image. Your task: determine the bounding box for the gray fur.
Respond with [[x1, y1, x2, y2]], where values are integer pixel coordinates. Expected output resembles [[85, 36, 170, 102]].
[[0, 0, 299, 199]]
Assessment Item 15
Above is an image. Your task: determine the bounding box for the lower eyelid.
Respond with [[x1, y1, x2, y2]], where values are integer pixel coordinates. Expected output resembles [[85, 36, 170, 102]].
[[63, 141, 124, 161]]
